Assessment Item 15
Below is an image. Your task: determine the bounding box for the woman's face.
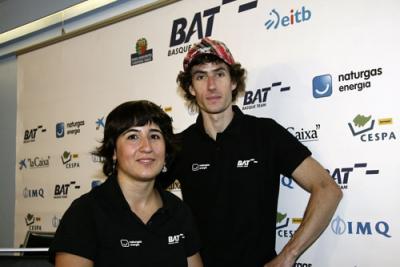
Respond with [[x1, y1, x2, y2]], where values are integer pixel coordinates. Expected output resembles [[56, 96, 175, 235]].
[[114, 122, 165, 182]]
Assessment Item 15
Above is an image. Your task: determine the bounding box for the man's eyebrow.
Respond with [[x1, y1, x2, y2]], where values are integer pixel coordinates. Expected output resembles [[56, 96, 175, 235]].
[[192, 67, 227, 75]]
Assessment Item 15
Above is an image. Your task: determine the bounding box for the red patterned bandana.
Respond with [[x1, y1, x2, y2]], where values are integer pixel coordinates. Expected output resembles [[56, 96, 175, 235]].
[[183, 37, 235, 71]]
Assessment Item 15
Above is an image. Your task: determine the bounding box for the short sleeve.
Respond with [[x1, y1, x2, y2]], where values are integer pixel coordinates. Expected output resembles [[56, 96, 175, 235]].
[[48, 195, 97, 263], [181, 202, 201, 257], [269, 119, 312, 177]]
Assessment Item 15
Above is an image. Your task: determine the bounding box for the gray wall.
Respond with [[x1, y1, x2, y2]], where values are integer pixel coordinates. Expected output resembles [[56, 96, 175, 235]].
[[0, 0, 84, 33], [0, 56, 17, 247]]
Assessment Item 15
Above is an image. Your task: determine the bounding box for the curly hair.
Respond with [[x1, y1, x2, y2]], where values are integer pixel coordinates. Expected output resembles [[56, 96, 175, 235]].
[[92, 100, 176, 177], [176, 54, 246, 110]]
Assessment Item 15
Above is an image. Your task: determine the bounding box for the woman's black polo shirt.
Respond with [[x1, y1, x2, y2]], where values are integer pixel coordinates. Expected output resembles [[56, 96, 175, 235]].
[[49, 175, 200, 267], [167, 105, 311, 267]]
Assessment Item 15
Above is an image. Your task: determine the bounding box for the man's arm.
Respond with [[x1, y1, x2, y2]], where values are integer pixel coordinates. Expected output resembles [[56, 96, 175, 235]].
[[187, 252, 203, 267], [265, 156, 342, 267]]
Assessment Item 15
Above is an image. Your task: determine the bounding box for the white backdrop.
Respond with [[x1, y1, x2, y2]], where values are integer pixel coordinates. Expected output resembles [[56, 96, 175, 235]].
[[16, 0, 400, 265]]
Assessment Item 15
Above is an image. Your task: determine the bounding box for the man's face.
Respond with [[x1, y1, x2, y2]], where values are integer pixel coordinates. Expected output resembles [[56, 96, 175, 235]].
[[189, 62, 236, 115]]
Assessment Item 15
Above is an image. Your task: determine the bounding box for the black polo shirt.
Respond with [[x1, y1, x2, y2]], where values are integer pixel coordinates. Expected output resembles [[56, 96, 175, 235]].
[[167, 106, 311, 267], [49, 175, 200, 267]]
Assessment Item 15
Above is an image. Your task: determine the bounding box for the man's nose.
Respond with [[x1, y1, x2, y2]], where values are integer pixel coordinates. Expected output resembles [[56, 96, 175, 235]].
[[207, 75, 216, 90]]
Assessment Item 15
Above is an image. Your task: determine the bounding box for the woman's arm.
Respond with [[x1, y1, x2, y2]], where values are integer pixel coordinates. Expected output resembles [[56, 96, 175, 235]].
[[187, 252, 203, 267], [55, 252, 94, 267]]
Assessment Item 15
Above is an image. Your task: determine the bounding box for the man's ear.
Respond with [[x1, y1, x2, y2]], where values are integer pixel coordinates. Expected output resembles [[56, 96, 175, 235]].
[[231, 81, 237, 91], [189, 85, 196, 96]]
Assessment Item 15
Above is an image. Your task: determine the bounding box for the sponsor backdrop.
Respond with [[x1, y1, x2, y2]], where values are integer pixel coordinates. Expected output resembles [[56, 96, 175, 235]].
[[16, 0, 399, 266]]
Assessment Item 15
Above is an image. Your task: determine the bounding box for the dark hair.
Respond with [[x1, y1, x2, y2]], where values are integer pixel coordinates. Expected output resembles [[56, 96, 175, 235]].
[[177, 54, 247, 110], [93, 100, 176, 176]]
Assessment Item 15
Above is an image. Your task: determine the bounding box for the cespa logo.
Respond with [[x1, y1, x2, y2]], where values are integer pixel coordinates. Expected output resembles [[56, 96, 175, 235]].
[[276, 211, 302, 238], [168, 0, 258, 56], [25, 213, 42, 231], [61, 151, 80, 168], [348, 114, 396, 142], [242, 82, 290, 110]]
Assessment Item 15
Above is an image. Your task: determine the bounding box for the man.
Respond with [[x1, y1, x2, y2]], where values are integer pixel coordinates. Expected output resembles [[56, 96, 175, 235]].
[[163, 37, 342, 267]]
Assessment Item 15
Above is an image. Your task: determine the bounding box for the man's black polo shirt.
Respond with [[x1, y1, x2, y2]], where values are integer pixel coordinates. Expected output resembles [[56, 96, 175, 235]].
[[49, 175, 200, 267], [167, 106, 311, 267]]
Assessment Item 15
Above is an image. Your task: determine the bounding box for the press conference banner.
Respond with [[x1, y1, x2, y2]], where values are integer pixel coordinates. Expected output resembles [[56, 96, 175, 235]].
[[16, 0, 400, 266]]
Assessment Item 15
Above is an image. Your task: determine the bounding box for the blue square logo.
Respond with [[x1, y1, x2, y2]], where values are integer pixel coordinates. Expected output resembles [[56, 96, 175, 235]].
[[56, 122, 65, 138], [313, 74, 332, 98]]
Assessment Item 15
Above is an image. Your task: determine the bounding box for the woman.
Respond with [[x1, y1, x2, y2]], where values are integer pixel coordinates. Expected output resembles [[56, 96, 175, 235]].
[[49, 100, 203, 267]]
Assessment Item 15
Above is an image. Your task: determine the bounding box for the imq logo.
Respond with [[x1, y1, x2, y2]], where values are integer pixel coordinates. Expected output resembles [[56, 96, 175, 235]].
[[23, 187, 45, 198], [168, 0, 258, 55], [24, 125, 46, 143], [265, 6, 312, 30], [281, 175, 295, 189], [348, 114, 396, 142], [242, 82, 290, 110], [54, 181, 80, 199], [331, 216, 391, 238], [327, 163, 379, 190]]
